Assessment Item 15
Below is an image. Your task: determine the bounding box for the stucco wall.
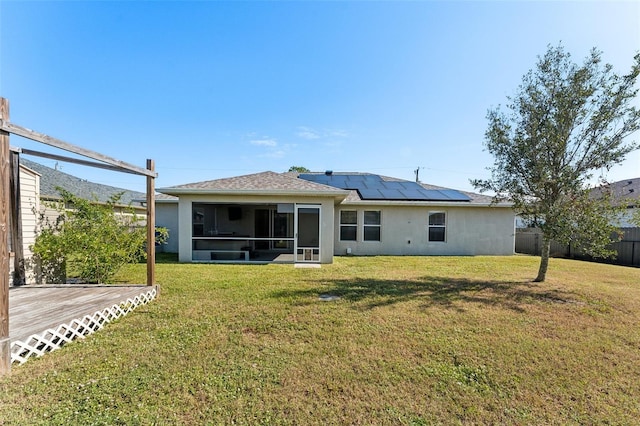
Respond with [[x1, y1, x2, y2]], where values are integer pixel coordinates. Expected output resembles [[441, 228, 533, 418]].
[[333, 204, 515, 256], [156, 202, 179, 253], [176, 194, 337, 263]]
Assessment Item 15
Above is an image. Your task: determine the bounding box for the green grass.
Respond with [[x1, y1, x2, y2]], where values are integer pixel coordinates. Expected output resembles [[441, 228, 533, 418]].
[[2, 255, 640, 424]]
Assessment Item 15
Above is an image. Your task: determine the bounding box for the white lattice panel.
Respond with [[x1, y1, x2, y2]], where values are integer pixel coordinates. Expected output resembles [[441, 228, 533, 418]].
[[11, 287, 157, 365]]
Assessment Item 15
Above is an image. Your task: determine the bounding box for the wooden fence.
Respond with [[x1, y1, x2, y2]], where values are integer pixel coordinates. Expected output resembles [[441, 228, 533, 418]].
[[516, 228, 640, 267]]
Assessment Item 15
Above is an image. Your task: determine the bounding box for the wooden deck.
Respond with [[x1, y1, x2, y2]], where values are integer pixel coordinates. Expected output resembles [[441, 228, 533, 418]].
[[8, 285, 157, 364], [9, 285, 155, 342]]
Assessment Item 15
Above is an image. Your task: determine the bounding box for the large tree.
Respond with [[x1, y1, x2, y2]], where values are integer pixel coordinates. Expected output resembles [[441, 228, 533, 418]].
[[473, 44, 640, 282], [288, 166, 311, 173]]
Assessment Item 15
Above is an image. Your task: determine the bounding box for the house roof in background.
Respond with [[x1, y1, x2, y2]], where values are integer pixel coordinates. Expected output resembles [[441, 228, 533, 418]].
[[20, 157, 146, 207], [592, 177, 640, 207], [155, 193, 178, 202], [158, 171, 348, 197]]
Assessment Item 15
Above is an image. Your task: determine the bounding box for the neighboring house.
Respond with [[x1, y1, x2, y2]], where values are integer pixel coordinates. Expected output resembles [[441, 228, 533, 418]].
[[592, 177, 640, 227], [20, 158, 146, 212], [10, 158, 147, 285], [156, 171, 515, 264], [9, 163, 40, 284], [515, 178, 640, 229], [515, 177, 640, 266]]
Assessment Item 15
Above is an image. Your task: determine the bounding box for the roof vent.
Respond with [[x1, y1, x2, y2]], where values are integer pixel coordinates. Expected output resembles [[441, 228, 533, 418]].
[[325, 170, 333, 176]]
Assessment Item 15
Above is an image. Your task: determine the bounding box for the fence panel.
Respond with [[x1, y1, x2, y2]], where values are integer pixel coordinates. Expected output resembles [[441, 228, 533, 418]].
[[515, 227, 640, 267]]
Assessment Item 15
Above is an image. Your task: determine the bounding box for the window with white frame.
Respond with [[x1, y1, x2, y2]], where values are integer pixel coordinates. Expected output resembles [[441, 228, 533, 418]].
[[339, 210, 357, 241], [363, 210, 381, 241], [428, 212, 446, 242]]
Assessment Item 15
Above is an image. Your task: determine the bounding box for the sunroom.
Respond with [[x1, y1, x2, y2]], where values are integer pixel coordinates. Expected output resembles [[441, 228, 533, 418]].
[[191, 202, 324, 263]]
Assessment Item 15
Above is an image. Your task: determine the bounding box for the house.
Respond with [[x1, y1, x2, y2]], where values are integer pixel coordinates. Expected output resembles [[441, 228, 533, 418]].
[[156, 171, 515, 264], [11, 158, 147, 285], [591, 177, 640, 227], [20, 158, 147, 211]]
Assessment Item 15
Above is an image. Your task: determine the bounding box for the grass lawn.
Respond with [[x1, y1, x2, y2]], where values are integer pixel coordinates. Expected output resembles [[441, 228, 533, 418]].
[[2, 255, 640, 424]]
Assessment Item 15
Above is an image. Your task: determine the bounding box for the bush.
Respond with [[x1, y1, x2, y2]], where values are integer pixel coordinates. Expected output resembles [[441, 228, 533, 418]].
[[31, 189, 167, 284]]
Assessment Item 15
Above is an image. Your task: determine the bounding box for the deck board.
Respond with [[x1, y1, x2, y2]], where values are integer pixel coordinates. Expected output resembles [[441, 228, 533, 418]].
[[8, 285, 154, 343]]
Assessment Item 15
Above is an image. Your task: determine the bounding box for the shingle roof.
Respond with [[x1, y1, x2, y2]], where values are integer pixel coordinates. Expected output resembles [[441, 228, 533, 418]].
[[591, 177, 640, 207], [159, 170, 505, 206], [159, 171, 347, 194], [20, 158, 146, 207]]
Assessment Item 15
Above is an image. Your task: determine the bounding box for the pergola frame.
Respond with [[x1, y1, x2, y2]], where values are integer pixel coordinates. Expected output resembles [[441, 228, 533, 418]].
[[0, 97, 157, 375]]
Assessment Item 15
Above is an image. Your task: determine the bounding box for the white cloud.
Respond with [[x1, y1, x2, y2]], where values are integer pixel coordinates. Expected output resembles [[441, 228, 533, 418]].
[[328, 129, 349, 138], [296, 126, 349, 140], [296, 126, 321, 140], [250, 138, 278, 147], [261, 150, 286, 159]]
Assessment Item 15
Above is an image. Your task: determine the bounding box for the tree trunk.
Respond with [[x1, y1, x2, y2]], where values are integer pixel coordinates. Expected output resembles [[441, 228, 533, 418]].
[[534, 237, 551, 282]]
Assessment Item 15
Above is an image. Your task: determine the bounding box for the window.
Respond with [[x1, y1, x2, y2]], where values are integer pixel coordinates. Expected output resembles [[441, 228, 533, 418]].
[[364, 210, 381, 241], [428, 212, 446, 242], [340, 210, 357, 241]]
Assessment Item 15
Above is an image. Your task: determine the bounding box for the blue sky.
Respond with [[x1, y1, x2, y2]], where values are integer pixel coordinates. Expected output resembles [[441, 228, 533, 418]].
[[1, 1, 639, 194]]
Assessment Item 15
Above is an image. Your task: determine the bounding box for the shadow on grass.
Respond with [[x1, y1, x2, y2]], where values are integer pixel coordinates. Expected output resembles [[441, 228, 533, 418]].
[[273, 276, 579, 312], [155, 253, 179, 264]]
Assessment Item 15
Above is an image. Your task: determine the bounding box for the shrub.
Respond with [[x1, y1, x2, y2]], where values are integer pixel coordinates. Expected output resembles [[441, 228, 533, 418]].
[[31, 189, 167, 284]]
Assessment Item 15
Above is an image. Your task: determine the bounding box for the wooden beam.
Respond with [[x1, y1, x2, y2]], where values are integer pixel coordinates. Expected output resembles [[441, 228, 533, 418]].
[[10, 151, 25, 286], [1, 98, 11, 375], [19, 148, 142, 175], [146, 159, 156, 286], [0, 119, 156, 178]]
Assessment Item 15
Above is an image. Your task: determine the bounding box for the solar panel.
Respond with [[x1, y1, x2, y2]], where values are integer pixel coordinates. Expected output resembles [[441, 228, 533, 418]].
[[378, 189, 405, 199], [400, 188, 428, 200], [439, 189, 472, 201], [358, 188, 384, 199], [297, 173, 471, 202]]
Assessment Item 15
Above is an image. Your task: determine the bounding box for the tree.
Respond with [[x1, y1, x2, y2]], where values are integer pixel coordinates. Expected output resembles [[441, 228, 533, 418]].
[[32, 189, 168, 284], [473, 44, 640, 282], [288, 166, 310, 173]]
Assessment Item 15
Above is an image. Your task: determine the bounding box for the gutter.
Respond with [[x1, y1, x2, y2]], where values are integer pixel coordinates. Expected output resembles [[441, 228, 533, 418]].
[[339, 200, 513, 208], [156, 188, 350, 200]]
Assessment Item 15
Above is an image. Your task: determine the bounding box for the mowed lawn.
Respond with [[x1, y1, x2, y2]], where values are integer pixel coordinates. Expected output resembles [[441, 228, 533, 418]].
[[2, 255, 640, 425]]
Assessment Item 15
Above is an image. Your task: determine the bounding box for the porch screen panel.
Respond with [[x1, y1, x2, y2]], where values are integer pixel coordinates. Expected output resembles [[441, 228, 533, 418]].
[[298, 208, 320, 248]]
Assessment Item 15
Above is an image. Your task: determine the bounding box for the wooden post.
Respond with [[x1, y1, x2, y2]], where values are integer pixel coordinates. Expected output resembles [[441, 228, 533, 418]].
[[146, 159, 155, 286], [1, 98, 11, 375]]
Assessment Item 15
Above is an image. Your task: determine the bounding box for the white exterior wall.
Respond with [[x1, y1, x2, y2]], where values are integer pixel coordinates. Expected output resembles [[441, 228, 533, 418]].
[[156, 202, 179, 253], [334, 204, 515, 256], [176, 194, 336, 263]]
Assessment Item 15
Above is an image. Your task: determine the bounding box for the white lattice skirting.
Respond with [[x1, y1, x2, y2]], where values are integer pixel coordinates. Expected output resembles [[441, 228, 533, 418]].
[[10, 287, 157, 365]]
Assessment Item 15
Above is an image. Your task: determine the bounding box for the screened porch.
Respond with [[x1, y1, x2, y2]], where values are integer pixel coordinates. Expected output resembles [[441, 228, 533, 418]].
[[190, 202, 320, 263]]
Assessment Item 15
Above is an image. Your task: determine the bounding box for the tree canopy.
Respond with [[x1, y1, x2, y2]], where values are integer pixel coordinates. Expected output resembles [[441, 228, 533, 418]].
[[288, 166, 310, 173], [473, 44, 640, 282]]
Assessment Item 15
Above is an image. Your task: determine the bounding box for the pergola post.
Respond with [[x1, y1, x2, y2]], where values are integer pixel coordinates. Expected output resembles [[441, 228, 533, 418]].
[[0, 97, 159, 374], [1, 98, 11, 375], [146, 159, 155, 286]]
